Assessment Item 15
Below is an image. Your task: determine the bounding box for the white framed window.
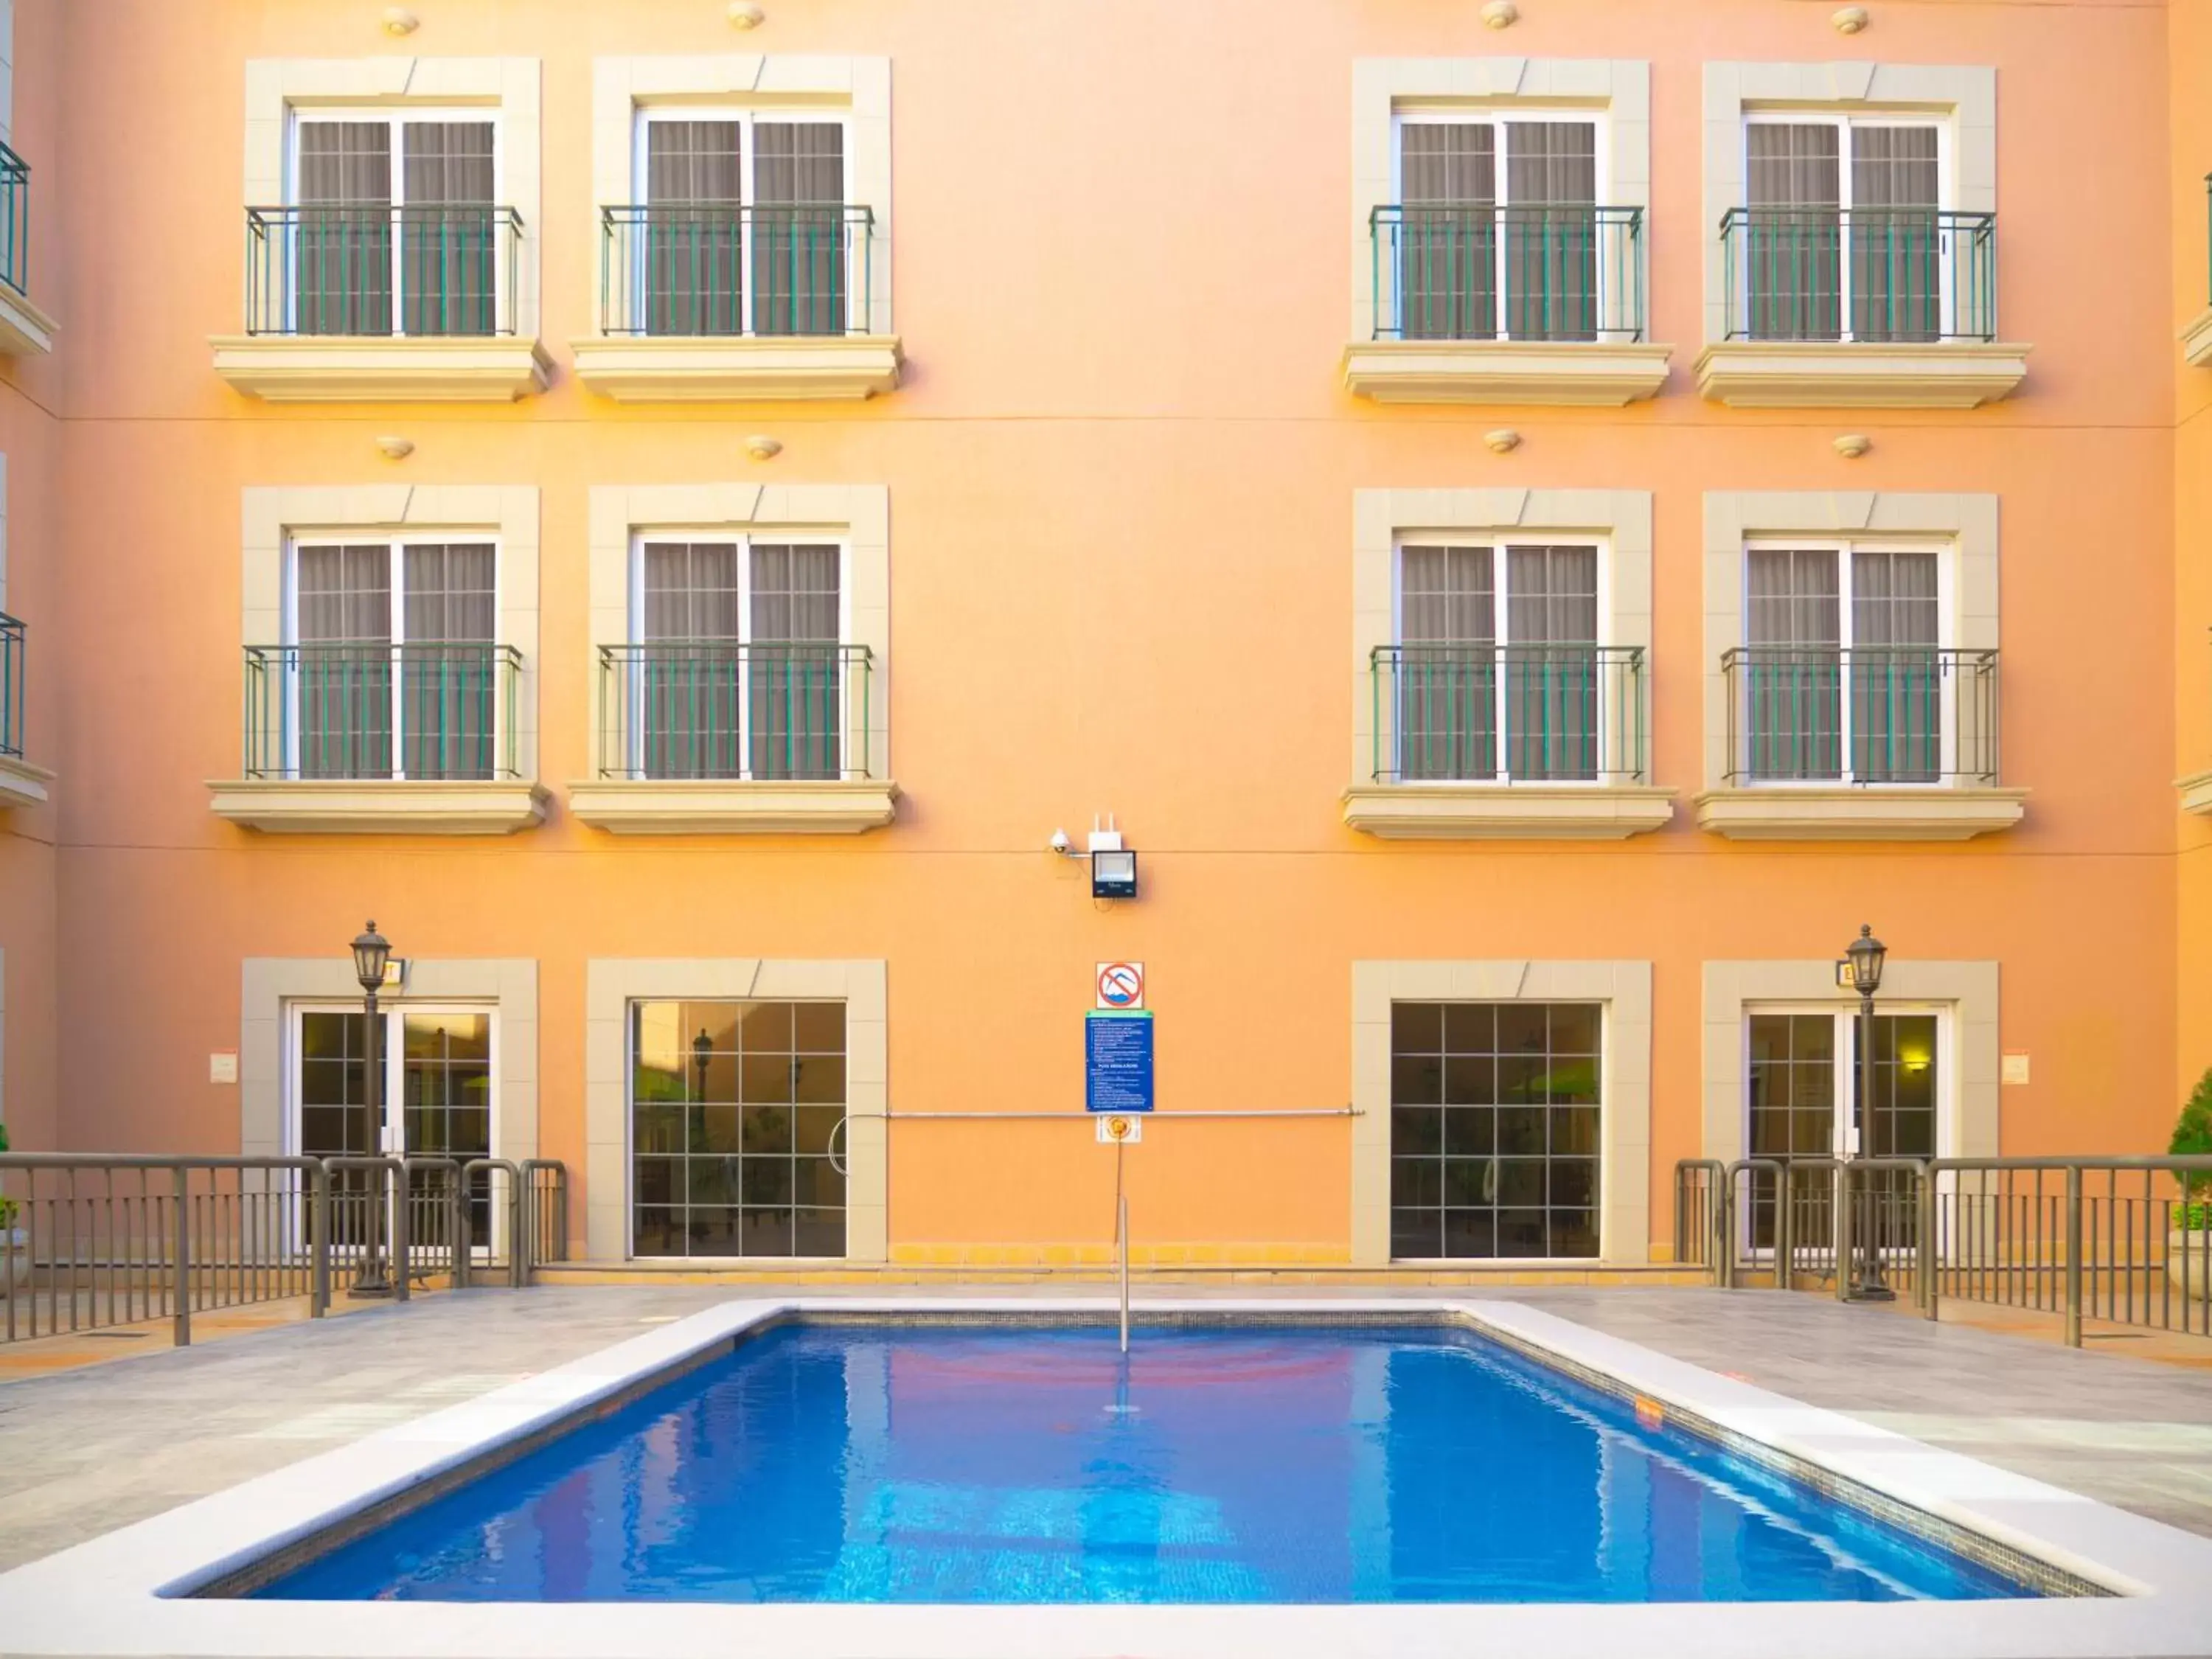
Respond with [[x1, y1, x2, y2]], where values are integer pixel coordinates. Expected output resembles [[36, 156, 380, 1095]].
[[276, 535, 504, 782], [1734, 537, 1966, 786], [1385, 109, 1630, 343], [1388, 536, 1634, 785], [1736, 111, 1961, 343], [280, 107, 507, 337], [622, 106, 858, 337], [614, 532, 852, 782]]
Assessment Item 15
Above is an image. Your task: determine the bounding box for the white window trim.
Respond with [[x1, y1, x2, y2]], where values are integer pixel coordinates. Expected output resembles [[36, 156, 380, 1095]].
[[1352, 59, 1649, 343], [1389, 533, 1620, 787], [1739, 534, 1960, 787], [284, 1000, 502, 1161], [281, 533, 506, 782], [282, 106, 509, 340], [1701, 61, 1995, 347]]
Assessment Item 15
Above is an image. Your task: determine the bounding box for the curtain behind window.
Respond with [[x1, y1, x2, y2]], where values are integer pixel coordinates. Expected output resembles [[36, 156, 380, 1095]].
[[294, 545, 392, 779], [749, 544, 842, 780], [295, 123, 393, 335], [400, 122, 497, 336], [1398, 125, 1495, 341], [753, 123, 847, 336], [1503, 122, 1597, 341], [1397, 545, 1495, 781], [1503, 545, 1598, 779], [1745, 124, 1841, 341], [1850, 549, 1940, 781], [644, 122, 744, 335], [638, 542, 743, 779], [398, 543, 496, 781], [1744, 548, 1843, 780], [1849, 126, 1940, 341]]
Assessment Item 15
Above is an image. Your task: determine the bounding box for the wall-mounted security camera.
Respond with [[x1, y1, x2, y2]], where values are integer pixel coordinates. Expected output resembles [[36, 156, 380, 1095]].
[[1049, 827, 1073, 855]]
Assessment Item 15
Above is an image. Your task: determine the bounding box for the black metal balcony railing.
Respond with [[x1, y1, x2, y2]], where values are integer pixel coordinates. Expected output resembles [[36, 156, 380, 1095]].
[[599, 204, 874, 338], [243, 205, 524, 337], [0, 611, 24, 760], [1720, 207, 1997, 344], [243, 642, 523, 782], [1371, 644, 1649, 785], [0, 142, 27, 297], [1722, 646, 2000, 786], [1369, 204, 1646, 343], [597, 641, 874, 782]]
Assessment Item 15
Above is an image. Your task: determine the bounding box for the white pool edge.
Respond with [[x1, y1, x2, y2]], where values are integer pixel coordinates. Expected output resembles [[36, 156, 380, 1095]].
[[1, 1295, 2208, 1659]]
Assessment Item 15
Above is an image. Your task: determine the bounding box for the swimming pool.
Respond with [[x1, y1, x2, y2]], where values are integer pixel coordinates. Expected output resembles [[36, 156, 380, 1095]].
[[254, 1320, 2023, 1604]]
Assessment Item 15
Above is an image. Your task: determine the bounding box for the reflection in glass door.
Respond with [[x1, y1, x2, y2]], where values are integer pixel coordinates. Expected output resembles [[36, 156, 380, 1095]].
[[1745, 1009, 1939, 1256], [293, 1006, 496, 1253]]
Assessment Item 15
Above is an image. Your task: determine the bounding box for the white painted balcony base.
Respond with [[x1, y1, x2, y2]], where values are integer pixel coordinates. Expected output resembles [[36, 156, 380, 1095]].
[[1342, 783, 1676, 839], [2184, 307, 2212, 369], [0, 752, 54, 808], [1340, 339, 1672, 406], [2180, 768, 2212, 817], [0, 284, 56, 355], [570, 335, 903, 402], [1695, 786, 2028, 841], [1694, 341, 2031, 408], [209, 336, 553, 402], [206, 779, 549, 835], [567, 778, 900, 834]]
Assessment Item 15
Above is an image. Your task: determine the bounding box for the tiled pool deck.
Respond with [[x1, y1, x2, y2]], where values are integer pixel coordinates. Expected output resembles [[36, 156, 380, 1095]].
[[2, 1282, 2209, 1576]]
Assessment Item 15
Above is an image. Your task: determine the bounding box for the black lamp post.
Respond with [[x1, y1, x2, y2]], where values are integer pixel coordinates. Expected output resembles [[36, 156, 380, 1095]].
[[349, 920, 394, 1298], [692, 1028, 712, 1102], [1842, 923, 1894, 1302]]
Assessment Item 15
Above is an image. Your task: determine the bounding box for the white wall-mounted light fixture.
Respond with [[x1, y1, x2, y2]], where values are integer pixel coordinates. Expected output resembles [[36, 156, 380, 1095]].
[[1480, 1, 1518, 29], [1485, 428, 1522, 454], [728, 1, 765, 27], [1086, 815, 1138, 900], [744, 434, 782, 460], [375, 436, 415, 461], [1832, 6, 1869, 34], [381, 7, 420, 36], [1832, 434, 1871, 459]]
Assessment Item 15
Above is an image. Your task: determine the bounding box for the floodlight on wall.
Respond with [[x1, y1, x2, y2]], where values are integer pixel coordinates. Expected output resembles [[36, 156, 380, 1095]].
[[1085, 815, 1139, 900]]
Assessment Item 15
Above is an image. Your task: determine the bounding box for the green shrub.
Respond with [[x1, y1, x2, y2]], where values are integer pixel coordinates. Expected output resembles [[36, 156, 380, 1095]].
[[2174, 1068, 2212, 1226]]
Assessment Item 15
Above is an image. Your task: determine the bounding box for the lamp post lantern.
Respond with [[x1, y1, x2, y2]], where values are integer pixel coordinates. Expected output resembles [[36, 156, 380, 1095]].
[[692, 1028, 712, 1101], [1842, 923, 1895, 1302], [349, 921, 394, 1298]]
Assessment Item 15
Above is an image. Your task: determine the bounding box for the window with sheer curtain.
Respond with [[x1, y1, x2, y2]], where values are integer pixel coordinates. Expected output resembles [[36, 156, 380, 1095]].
[[1742, 543, 1943, 783], [291, 114, 498, 336], [636, 114, 849, 337], [1742, 116, 1942, 343], [289, 540, 498, 780], [630, 538, 844, 781], [1394, 116, 1599, 342], [1395, 542, 1600, 783]]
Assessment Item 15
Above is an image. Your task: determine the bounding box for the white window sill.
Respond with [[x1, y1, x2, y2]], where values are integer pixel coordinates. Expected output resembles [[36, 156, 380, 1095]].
[[2184, 307, 2212, 369], [0, 284, 55, 356], [1341, 340, 1672, 406], [0, 753, 54, 809], [1693, 341, 2030, 408], [1694, 785, 2027, 841], [569, 335, 903, 403], [209, 335, 552, 403], [1342, 782, 1676, 841], [567, 778, 900, 835], [207, 779, 549, 835], [2180, 768, 2212, 818]]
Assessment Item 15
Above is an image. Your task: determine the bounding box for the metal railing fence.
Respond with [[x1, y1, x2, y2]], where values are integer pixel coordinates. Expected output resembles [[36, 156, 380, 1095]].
[[0, 141, 28, 297], [595, 641, 874, 782], [243, 204, 524, 337], [242, 642, 524, 782], [599, 203, 874, 338], [1368, 204, 1646, 343], [1674, 1155, 2212, 1346], [1721, 645, 2000, 786], [1719, 206, 1997, 343], [0, 611, 23, 761], [0, 1153, 568, 1346], [1371, 643, 1648, 785]]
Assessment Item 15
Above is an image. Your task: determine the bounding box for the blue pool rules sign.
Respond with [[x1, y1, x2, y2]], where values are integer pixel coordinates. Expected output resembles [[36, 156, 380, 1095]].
[[1085, 1010, 1155, 1113]]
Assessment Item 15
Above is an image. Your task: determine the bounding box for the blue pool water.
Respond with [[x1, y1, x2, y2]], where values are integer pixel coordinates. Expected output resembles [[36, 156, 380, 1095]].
[[255, 1322, 2029, 1604]]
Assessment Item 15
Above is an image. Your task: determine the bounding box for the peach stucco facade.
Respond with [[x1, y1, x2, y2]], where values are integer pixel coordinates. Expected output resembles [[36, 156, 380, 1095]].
[[0, 0, 2208, 1267]]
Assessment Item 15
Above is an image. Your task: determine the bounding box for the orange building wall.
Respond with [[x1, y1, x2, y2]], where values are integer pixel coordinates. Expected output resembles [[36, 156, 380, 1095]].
[[7, 0, 2199, 1255], [2176, 0, 2212, 1125]]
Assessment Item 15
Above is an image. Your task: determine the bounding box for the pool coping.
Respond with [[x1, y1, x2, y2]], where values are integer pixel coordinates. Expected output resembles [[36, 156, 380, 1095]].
[[0, 1296, 2208, 1658]]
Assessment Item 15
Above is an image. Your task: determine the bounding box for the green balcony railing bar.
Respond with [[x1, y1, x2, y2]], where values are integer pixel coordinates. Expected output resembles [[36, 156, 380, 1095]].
[[1371, 644, 1648, 785], [243, 642, 522, 782], [1722, 645, 1999, 786], [0, 611, 24, 761], [597, 641, 873, 782], [243, 204, 524, 337], [1721, 206, 1997, 344], [599, 204, 874, 338], [0, 142, 27, 298], [1369, 204, 1646, 343]]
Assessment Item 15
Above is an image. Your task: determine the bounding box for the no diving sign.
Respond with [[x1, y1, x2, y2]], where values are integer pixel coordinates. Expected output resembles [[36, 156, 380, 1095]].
[[1096, 961, 1144, 1009]]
